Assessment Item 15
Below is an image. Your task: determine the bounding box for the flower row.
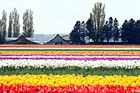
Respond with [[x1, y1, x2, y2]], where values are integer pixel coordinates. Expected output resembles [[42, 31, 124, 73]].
[[1, 51, 140, 55], [0, 60, 140, 69], [0, 74, 140, 87], [1, 57, 140, 61], [1, 45, 140, 48], [1, 48, 140, 51], [0, 84, 140, 93], [1, 55, 140, 58], [1, 54, 140, 56]]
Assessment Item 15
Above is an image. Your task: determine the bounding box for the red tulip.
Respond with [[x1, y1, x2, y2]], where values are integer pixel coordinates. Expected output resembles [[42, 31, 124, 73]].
[[0, 84, 140, 92]]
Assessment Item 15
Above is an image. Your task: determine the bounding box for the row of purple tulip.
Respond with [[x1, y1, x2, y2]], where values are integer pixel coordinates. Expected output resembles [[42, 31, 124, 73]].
[[0, 57, 140, 60]]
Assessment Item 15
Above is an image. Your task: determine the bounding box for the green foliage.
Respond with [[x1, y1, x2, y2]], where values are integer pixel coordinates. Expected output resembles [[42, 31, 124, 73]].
[[8, 13, 12, 37], [86, 17, 94, 43], [70, 21, 81, 44], [70, 21, 88, 44], [103, 21, 110, 42], [121, 20, 128, 43], [103, 17, 120, 43], [121, 19, 140, 44], [134, 20, 140, 43], [12, 8, 20, 37], [2, 10, 7, 40], [0, 67, 139, 76], [113, 18, 120, 42], [121, 19, 135, 44], [23, 9, 34, 38], [70, 2, 106, 44], [8, 8, 20, 38], [108, 17, 113, 42], [0, 10, 7, 44], [90, 2, 105, 43], [0, 21, 4, 44], [79, 21, 87, 44]]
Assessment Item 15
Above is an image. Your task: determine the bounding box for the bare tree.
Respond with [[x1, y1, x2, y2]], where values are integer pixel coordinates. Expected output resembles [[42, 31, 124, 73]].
[[90, 2, 105, 43], [23, 9, 34, 37]]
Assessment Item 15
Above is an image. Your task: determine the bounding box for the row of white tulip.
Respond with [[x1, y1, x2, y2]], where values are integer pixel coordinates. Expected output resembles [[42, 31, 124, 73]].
[[0, 59, 140, 69]]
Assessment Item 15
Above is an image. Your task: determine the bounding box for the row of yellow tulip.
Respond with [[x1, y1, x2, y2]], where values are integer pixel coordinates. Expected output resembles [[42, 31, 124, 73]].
[[0, 51, 140, 55], [0, 74, 140, 87]]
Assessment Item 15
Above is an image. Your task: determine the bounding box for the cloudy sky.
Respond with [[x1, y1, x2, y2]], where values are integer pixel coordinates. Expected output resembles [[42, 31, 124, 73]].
[[0, 0, 140, 34]]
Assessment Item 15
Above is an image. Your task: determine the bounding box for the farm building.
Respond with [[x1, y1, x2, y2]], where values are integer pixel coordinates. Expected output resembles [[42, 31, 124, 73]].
[[44, 34, 70, 45], [6, 35, 39, 44]]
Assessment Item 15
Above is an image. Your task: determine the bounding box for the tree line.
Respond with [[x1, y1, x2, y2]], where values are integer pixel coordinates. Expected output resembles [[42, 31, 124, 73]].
[[70, 2, 140, 45], [0, 8, 34, 44]]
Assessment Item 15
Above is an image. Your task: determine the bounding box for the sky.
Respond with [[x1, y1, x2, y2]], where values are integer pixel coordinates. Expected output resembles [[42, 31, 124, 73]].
[[0, 0, 140, 34]]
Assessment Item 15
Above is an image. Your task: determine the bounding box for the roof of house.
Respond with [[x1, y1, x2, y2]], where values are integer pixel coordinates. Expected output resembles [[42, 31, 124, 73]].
[[62, 35, 70, 41], [5, 35, 39, 44], [45, 34, 69, 44], [6, 37, 34, 41]]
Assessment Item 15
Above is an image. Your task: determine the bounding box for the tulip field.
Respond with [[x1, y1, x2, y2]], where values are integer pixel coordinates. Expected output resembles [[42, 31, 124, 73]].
[[0, 45, 140, 92]]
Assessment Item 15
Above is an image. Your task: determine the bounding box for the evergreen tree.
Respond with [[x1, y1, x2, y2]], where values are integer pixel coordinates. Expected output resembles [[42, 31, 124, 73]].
[[103, 17, 113, 43], [127, 19, 135, 44], [79, 21, 88, 44], [108, 17, 113, 42], [133, 20, 140, 44], [121, 19, 135, 44], [121, 20, 128, 43], [8, 13, 13, 37], [23, 9, 34, 37], [70, 21, 81, 44], [86, 14, 94, 43], [113, 18, 120, 42], [103, 21, 110, 42]]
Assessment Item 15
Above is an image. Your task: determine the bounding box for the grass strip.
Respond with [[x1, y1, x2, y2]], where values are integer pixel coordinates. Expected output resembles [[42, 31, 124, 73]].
[[0, 67, 140, 76]]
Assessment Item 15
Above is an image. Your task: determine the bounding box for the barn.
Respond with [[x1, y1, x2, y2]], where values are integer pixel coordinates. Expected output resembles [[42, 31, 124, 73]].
[[44, 34, 70, 45], [5, 35, 39, 44]]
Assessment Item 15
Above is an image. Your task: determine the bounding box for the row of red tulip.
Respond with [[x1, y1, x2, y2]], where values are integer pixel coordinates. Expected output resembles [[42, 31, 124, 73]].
[[0, 84, 140, 93]]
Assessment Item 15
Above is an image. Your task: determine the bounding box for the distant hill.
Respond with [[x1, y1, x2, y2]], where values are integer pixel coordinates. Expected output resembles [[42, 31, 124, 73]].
[[33, 34, 68, 44]]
